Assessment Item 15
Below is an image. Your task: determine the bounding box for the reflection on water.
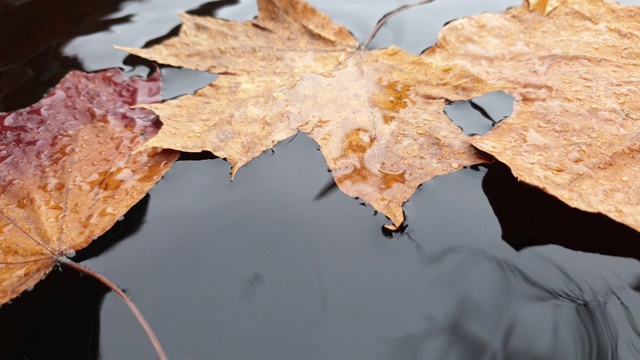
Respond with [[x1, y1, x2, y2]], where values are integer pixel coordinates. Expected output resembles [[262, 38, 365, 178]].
[[483, 161, 640, 258], [444, 91, 514, 136], [0, 268, 107, 360], [383, 244, 640, 360], [0, 0, 135, 112], [1, 0, 640, 359]]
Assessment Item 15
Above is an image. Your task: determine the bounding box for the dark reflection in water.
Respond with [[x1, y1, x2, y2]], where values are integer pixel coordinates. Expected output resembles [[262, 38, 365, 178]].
[[483, 161, 640, 260], [0, 0, 137, 111], [0, 0, 135, 67], [0, 269, 107, 360]]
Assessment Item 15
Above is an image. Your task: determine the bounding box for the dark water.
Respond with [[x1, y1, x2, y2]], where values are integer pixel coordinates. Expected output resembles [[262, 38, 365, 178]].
[[2, 0, 640, 359]]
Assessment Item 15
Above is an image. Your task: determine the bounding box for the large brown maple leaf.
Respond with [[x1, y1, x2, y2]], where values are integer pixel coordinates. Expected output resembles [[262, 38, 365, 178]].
[[119, 0, 498, 228], [423, 0, 640, 232], [0, 69, 178, 304]]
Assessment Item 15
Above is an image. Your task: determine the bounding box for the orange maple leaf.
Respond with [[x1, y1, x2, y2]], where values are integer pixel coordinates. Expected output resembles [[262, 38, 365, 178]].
[[423, 0, 640, 232], [0, 69, 178, 304], [119, 0, 499, 228]]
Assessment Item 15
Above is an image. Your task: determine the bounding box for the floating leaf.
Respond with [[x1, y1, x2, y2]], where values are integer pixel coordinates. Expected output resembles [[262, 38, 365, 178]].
[[119, 0, 496, 228], [0, 69, 178, 304], [420, 0, 640, 231]]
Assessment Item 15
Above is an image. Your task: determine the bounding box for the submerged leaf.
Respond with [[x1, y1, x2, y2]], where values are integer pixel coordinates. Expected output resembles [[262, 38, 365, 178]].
[[120, 0, 496, 227], [0, 69, 178, 304]]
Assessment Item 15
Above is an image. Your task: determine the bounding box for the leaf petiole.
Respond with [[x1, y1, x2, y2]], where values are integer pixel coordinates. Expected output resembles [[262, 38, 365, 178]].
[[57, 256, 169, 360], [362, 0, 435, 50]]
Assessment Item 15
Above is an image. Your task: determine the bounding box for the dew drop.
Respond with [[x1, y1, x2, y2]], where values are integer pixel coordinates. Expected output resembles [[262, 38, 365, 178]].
[[385, 47, 400, 56], [545, 162, 564, 172], [567, 152, 583, 163], [115, 168, 134, 181], [3, 114, 15, 126]]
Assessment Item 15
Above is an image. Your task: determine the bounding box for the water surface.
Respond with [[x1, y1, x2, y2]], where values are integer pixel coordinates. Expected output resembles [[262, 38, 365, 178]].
[[1, 1, 640, 359]]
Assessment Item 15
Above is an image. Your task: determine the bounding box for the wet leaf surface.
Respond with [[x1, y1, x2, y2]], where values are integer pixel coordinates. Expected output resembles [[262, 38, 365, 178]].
[[0, 195, 149, 359], [3, 0, 640, 359], [423, 0, 640, 231], [0, 69, 178, 304], [120, 0, 495, 228]]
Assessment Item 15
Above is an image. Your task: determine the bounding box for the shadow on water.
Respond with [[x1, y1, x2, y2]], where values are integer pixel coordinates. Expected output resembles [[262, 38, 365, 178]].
[[483, 161, 640, 260], [0, 196, 150, 360], [0, 269, 107, 360]]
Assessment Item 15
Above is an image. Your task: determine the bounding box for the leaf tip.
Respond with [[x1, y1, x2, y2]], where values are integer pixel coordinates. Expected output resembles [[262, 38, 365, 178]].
[[383, 223, 400, 231], [230, 165, 238, 181], [114, 45, 134, 53]]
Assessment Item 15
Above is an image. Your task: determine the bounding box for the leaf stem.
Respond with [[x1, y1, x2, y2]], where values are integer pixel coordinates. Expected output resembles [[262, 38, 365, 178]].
[[362, 0, 435, 50], [57, 256, 169, 360]]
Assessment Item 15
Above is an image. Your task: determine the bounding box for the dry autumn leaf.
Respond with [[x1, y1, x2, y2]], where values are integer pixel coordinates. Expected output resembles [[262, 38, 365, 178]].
[[0, 69, 178, 305], [422, 0, 640, 232], [119, 0, 499, 228]]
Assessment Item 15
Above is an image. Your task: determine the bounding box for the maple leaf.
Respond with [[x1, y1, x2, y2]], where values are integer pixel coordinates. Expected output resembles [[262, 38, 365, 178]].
[[0, 69, 178, 305], [422, 0, 640, 232], [118, 0, 499, 228]]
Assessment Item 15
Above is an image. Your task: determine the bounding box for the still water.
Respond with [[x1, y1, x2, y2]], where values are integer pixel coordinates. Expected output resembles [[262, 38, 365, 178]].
[[1, 0, 640, 359]]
